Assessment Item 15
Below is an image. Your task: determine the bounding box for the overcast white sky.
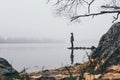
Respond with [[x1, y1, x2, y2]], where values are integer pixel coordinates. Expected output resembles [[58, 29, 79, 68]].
[[0, 0, 118, 42]]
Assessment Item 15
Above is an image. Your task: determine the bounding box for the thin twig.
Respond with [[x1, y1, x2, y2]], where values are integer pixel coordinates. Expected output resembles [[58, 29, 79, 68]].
[[112, 13, 120, 23], [88, 0, 95, 13]]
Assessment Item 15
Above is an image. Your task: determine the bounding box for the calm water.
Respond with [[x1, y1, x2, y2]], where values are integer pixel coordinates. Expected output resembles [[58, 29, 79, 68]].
[[0, 42, 97, 72]]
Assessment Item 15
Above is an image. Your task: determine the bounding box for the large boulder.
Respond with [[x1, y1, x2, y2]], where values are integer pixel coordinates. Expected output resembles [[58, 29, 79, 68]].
[[0, 57, 18, 77], [91, 22, 120, 68]]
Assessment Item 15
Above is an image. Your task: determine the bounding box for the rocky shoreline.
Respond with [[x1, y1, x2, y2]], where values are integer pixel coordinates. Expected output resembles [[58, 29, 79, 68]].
[[27, 22, 120, 80], [1, 22, 120, 80], [29, 63, 120, 80], [1, 58, 120, 80]]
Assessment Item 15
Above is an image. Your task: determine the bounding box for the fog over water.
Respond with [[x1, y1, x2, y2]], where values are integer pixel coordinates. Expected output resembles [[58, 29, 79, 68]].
[[0, 0, 116, 41], [0, 42, 97, 72], [0, 0, 118, 72]]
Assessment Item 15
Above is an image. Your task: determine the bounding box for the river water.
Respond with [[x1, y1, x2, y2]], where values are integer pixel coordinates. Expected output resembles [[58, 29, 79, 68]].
[[0, 42, 97, 72]]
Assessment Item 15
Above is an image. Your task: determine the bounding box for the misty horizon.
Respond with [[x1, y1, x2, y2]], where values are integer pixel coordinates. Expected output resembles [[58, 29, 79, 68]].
[[0, 36, 64, 43]]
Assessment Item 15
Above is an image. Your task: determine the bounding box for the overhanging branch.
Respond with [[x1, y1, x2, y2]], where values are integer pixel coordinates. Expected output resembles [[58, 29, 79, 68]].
[[71, 11, 120, 22]]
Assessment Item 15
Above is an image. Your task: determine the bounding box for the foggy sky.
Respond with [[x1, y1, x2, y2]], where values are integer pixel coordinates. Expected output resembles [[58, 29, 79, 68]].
[[0, 0, 118, 43]]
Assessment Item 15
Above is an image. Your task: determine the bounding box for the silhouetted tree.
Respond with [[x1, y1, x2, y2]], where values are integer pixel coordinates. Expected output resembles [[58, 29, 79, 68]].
[[49, 0, 120, 22]]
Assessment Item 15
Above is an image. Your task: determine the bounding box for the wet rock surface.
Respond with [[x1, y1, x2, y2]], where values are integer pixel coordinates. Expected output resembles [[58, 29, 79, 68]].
[[0, 57, 18, 76], [91, 22, 120, 68]]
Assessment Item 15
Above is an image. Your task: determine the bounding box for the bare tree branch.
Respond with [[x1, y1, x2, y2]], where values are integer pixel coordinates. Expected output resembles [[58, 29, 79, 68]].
[[71, 11, 120, 22], [50, 0, 120, 22], [88, 0, 95, 13], [82, 0, 89, 5], [101, 5, 120, 9], [112, 13, 120, 23]]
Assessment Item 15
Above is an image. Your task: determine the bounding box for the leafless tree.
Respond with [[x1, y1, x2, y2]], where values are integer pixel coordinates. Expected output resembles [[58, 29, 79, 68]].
[[49, 0, 120, 22]]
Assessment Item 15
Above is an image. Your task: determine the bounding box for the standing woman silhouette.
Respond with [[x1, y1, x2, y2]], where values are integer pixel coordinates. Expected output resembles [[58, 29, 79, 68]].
[[70, 32, 74, 64], [70, 33, 74, 48]]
